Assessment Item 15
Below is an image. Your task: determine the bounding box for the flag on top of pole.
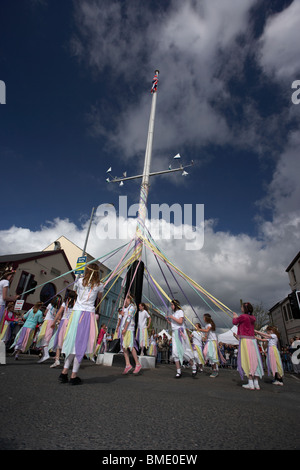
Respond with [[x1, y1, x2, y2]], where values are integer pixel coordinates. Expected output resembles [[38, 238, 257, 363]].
[[151, 72, 159, 93]]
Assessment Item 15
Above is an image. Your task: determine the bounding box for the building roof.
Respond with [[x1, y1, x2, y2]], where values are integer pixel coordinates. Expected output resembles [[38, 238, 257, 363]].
[[286, 251, 300, 272], [0, 250, 75, 278]]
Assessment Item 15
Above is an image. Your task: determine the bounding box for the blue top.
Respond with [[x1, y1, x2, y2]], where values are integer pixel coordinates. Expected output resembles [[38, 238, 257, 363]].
[[23, 309, 44, 328]]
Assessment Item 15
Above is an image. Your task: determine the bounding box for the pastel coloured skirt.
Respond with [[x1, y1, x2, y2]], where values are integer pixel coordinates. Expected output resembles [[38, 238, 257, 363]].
[[0, 321, 14, 343], [0, 305, 5, 332], [203, 340, 224, 365], [148, 341, 157, 357], [267, 345, 284, 377], [49, 318, 69, 352], [136, 327, 149, 349], [36, 319, 55, 348], [237, 337, 264, 379], [122, 330, 138, 351], [62, 310, 98, 363], [192, 343, 205, 365], [12, 327, 36, 353], [172, 328, 194, 365]]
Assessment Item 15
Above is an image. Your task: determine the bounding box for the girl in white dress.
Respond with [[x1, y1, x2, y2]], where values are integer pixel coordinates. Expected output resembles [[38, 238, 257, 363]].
[[59, 263, 103, 385], [198, 314, 225, 377], [136, 303, 151, 355], [121, 294, 142, 375], [49, 290, 77, 368], [191, 323, 205, 372], [167, 299, 197, 379], [255, 326, 284, 386], [36, 295, 62, 363]]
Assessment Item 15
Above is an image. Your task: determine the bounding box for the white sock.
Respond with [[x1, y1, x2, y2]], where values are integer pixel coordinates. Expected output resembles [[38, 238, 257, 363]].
[[177, 368, 181, 374], [72, 356, 81, 374], [248, 379, 254, 388]]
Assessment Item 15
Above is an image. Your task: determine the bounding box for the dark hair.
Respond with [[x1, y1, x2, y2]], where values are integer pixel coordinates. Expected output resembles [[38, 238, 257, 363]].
[[242, 302, 253, 315], [171, 299, 181, 311], [203, 313, 216, 331], [139, 302, 148, 312], [51, 295, 62, 309], [267, 325, 280, 339], [33, 302, 43, 314], [2, 271, 15, 280], [65, 290, 77, 309]]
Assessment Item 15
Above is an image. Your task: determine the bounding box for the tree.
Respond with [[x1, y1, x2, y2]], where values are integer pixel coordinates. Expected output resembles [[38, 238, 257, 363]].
[[253, 302, 269, 330]]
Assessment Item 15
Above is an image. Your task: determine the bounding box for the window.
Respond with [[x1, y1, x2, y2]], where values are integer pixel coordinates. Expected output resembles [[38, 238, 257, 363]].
[[16, 271, 29, 295], [283, 306, 288, 322], [40, 283, 57, 305]]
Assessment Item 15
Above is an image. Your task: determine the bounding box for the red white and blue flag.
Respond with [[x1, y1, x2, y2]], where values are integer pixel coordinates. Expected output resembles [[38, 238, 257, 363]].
[[151, 73, 158, 93]]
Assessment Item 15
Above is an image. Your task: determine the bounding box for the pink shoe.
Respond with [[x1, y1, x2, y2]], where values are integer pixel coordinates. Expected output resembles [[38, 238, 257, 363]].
[[122, 365, 133, 375], [133, 363, 142, 375]]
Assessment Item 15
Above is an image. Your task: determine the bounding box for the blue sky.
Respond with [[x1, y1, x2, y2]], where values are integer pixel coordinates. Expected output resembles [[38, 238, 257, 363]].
[[0, 0, 300, 316]]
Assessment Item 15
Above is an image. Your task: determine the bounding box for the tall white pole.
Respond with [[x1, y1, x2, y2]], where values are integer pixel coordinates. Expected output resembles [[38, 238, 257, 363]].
[[134, 70, 159, 260]]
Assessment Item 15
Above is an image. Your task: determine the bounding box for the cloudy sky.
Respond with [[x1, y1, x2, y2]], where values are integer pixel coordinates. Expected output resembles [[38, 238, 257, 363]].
[[1, 0, 300, 325]]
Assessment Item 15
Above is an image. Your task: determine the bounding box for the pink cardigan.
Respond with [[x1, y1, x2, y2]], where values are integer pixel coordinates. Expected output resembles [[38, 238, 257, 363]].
[[232, 314, 256, 337]]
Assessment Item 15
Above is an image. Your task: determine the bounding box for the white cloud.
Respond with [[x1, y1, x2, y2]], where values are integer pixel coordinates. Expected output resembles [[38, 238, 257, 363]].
[[262, 130, 300, 215], [258, 0, 300, 81], [71, 0, 255, 160]]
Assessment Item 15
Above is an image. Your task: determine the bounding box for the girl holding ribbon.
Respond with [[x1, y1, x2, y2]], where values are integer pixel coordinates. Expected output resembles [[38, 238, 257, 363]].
[[59, 263, 103, 385], [167, 299, 197, 379]]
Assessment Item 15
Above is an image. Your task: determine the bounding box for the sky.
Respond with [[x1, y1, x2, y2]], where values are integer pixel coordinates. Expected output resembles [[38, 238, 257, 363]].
[[0, 0, 300, 326]]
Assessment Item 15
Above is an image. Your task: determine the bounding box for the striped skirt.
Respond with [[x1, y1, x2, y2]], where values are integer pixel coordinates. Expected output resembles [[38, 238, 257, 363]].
[[136, 327, 149, 349], [237, 337, 264, 379], [12, 327, 36, 353], [172, 328, 194, 365], [62, 310, 98, 363], [203, 340, 224, 365], [36, 319, 55, 348], [122, 330, 138, 351], [148, 342, 157, 357], [267, 345, 284, 377], [49, 318, 69, 352], [0, 305, 5, 332], [0, 322, 12, 343], [192, 343, 205, 365]]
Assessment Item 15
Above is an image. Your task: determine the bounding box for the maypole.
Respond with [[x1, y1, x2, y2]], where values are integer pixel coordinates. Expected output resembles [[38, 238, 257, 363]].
[[125, 70, 159, 306], [134, 70, 159, 260]]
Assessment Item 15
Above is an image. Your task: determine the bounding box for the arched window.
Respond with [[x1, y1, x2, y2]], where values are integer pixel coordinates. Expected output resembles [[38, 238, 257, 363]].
[[40, 283, 56, 305]]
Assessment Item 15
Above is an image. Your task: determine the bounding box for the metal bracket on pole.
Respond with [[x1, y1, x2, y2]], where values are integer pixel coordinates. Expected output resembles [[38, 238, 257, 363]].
[[106, 160, 195, 184]]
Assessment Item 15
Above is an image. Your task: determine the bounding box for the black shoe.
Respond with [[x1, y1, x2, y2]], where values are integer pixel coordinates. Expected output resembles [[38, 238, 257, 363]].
[[192, 369, 197, 378], [175, 372, 182, 379], [58, 373, 69, 383], [70, 376, 82, 385]]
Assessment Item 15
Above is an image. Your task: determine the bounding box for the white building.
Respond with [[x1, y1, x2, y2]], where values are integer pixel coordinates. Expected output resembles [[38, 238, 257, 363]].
[[269, 251, 300, 346]]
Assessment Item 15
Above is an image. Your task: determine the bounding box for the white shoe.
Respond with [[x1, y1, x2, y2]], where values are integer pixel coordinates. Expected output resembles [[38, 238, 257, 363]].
[[242, 384, 255, 390], [50, 359, 60, 368], [37, 353, 50, 363]]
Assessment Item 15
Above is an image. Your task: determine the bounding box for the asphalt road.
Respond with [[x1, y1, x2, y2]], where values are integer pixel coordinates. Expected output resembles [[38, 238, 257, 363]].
[[1, 353, 299, 454]]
